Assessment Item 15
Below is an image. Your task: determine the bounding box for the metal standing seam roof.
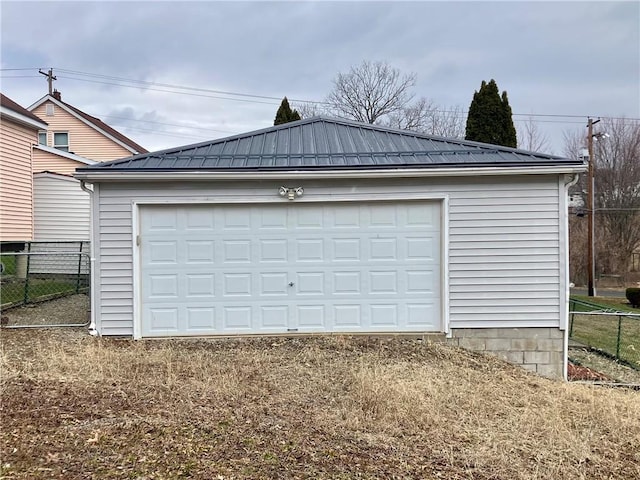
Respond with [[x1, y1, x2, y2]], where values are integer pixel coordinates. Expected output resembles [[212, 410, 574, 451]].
[[77, 116, 581, 172]]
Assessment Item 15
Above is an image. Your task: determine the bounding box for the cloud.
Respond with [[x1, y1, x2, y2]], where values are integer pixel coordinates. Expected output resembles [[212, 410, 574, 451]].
[[1, 0, 637, 155]]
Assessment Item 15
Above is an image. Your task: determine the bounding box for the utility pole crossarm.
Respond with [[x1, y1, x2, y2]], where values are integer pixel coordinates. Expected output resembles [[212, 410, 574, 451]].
[[38, 68, 57, 95]]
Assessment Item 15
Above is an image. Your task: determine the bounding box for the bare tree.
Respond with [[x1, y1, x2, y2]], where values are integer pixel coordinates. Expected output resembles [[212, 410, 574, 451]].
[[565, 118, 640, 282], [385, 98, 465, 139], [427, 104, 466, 139], [326, 60, 416, 124], [517, 115, 550, 152], [593, 118, 640, 275], [293, 102, 328, 119]]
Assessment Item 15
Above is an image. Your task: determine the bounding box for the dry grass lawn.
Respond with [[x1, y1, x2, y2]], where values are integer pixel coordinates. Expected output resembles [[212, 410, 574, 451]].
[[1, 329, 639, 479]]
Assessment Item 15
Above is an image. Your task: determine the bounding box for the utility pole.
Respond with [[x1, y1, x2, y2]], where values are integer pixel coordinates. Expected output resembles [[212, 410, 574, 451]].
[[38, 68, 57, 95], [586, 118, 599, 297]]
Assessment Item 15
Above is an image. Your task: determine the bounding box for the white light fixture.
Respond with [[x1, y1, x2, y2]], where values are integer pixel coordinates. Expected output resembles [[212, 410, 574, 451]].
[[278, 186, 304, 200]]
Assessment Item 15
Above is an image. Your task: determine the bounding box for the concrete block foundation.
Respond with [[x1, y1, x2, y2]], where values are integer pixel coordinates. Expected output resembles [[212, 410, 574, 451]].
[[446, 327, 565, 379]]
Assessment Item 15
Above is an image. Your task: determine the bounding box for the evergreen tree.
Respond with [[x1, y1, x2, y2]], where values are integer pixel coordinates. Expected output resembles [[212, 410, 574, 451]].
[[465, 79, 517, 148], [274, 97, 301, 125]]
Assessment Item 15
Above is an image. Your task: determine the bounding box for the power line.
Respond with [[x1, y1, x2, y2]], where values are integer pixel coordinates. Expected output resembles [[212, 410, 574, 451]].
[[5, 66, 639, 125], [114, 125, 212, 141], [94, 113, 237, 134], [54, 68, 324, 105], [48, 68, 640, 120], [56, 75, 283, 106]]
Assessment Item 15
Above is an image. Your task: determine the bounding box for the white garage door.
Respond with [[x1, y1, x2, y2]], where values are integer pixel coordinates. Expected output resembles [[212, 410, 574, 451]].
[[139, 202, 441, 337]]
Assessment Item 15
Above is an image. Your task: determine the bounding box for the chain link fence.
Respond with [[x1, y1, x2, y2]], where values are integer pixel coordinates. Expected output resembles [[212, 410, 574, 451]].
[[1, 242, 90, 327], [569, 299, 640, 369]]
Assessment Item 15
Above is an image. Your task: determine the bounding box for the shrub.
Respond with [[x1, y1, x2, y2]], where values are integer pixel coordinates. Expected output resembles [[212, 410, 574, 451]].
[[626, 288, 640, 308]]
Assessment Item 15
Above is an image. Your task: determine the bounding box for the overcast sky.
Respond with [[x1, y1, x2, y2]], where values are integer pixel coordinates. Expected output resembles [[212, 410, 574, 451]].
[[1, 0, 638, 156]]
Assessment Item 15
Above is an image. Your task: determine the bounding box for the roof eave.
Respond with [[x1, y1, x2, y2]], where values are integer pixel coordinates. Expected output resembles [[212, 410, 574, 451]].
[[1, 106, 48, 131], [34, 144, 97, 165], [75, 163, 587, 182]]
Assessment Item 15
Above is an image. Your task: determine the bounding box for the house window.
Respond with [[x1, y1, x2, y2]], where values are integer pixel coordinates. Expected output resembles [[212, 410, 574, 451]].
[[38, 131, 47, 145], [53, 132, 69, 152], [46, 104, 55, 116]]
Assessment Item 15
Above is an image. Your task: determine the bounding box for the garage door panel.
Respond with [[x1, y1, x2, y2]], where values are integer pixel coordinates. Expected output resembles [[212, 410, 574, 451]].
[[148, 241, 178, 264], [332, 205, 361, 227], [296, 305, 326, 329], [259, 239, 288, 262], [223, 306, 252, 329], [186, 241, 214, 263], [370, 271, 397, 294], [147, 307, 179, 332], [260, 273, 289, 296], [407, 303, 439, 328], [334, 305, 362, 328], [186, 274, 215, 298], [140, 202, 441, 337], [407, 270, 436, 294], [293, 206, 324, 229], [260, 305, 289, 329], [186, 307, 215, 330], [333, 271, 361, 295], [223, 273, 252, 297], [223, 240, 251, 263], [332, 238, 360, 261], [370, 304, 398, 327], [147, 274, 178, 299], [370, 237, 397, 260], [185, 209, 215, 231], [144, 209, 178, 231], [296, 272, 325, 295]]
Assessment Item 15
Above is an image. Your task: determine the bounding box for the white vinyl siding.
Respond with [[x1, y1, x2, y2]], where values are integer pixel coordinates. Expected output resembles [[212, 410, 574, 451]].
[[33, 174, 90, 241], [94, 175, 562, 337]]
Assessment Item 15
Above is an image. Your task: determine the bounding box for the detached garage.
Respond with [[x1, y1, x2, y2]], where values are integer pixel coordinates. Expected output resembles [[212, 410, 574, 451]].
[[75, 117, 585, 378]]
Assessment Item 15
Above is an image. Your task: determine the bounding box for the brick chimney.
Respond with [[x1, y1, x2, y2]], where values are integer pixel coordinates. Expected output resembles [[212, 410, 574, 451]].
[[52, 89, 61, 101]]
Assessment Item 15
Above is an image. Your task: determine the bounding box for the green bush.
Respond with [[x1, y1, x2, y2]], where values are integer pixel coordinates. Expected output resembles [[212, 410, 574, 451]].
[[626, 288, 640, 308]]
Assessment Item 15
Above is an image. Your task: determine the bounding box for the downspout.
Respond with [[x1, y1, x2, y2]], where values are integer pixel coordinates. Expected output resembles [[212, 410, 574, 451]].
[[565, 172, 580, 189], [80, 180, 97, 336], [563, 172, 581, 381]]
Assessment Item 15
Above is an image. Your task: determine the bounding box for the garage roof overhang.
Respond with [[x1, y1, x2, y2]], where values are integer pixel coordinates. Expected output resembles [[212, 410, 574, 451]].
[[74, 164, 586, 182]]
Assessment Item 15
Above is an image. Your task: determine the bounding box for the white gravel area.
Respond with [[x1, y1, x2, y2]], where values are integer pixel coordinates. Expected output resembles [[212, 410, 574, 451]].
[[1, 294, 90, 327]]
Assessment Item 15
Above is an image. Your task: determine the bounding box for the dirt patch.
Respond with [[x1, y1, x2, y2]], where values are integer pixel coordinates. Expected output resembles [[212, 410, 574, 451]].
[[1, 328, 639, 479], [569, 347, 640, 384]]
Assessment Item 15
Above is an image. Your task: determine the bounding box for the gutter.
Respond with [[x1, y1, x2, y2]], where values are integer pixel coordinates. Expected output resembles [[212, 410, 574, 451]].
[[80, 180, 97, 336], [74, 165, 587, 182]]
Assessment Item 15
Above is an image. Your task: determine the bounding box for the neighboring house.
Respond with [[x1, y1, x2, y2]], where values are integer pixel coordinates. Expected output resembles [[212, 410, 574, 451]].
[[25, 90, 147, 242], [28, 90, 147, 161], [0, 93, 48, 248], [75, 116, 586, 379]]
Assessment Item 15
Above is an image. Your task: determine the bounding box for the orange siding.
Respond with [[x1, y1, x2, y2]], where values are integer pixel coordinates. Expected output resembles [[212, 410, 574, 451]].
[[32, 101, 132, 160], [33, 149, 84, 175], [0, 119, 35, 241]]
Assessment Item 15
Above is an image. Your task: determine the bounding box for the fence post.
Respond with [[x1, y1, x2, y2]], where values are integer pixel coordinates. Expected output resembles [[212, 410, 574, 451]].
[[76, 242, 84, 293], [568, 298, 574, 337], [22, 243, 31, 304], [616, 314, 622, 361]]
